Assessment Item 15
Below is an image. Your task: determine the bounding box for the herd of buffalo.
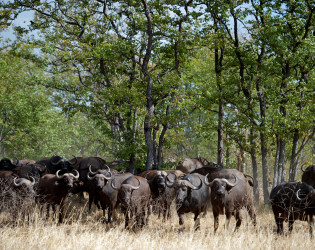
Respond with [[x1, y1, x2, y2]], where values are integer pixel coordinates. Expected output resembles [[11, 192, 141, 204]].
[[0, 156, 314, 236]]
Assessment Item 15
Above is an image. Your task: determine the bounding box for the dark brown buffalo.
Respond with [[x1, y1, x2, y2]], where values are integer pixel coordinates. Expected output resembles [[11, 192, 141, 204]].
[[36, 155, 78, 174], [111, 175, 151, 228], [96, 172, 133, 223], [12, 163, 47, 182], [37, 170, 79, 223], [204, 174, 256, 232], [138, 169, 184, 221], [166, 173, 210, 231], [270, 182, 315, 236], [70, 157, 112, 210], [301, 163, 315, 187], [85, 165, 113, 212], [0, 158, 19, 171], [77, 157, 108, 183], [176, 157, 215, 173]]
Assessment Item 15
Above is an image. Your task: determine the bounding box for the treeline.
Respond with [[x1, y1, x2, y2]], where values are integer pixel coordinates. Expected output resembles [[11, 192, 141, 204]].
[[0, 0, 314, 204]]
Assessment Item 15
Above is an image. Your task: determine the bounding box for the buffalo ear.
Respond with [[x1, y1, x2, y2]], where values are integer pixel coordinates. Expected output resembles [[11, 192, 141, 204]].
[[55, 181, 60, 186], [226, 185, 234, 192]]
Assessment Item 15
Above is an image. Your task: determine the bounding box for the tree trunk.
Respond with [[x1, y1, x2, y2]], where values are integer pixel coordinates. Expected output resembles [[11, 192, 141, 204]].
[[250, 126, 260, 206], [144, 76, 155, 170], [256, 76, 269, 204], [272, 136, 280, 189], [289, 129, 300, 181], [278, 138, 286, 183]]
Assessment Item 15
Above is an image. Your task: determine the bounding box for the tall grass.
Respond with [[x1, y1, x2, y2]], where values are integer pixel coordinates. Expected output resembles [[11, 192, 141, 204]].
[[0, 196, 313, 250]]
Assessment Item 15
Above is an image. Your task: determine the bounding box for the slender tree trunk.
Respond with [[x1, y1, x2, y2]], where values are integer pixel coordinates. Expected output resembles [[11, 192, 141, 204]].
[[289, 129, 300, 181], [256, 75, 269, 203], [144, 76, 155, 170], [214, 19, 224, 167], [278, 139, 286, 183], [272, 136, 280, 189], [225, 134, 230, 168], [250, 126, 260, 206]]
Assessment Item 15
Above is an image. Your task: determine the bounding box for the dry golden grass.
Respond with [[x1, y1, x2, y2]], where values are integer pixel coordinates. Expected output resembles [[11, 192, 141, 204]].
[[0, 197, 313, 250]]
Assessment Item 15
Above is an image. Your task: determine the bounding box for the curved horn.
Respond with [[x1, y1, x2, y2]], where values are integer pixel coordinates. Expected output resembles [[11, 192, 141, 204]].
[[111, 178, 120, 190], [221, 174, 238, 187], [165, 173, 177, 188], [13, 177, 22, 187], [87, 172, 95, 180], [71, 169, 79, 179], [51, 158, 63, 166], [143, 172, 150, 180], [130, 177, 141, 190], [104, 171, 112, 180], [89, 165, 97, 175], [56, 170, 64, 179], [30, 176, 35, 185], [69, 156, 77, 165], [296, 189, 309, 201], [204, 173, 214, 186], [186, 175, 203, 190], [301, 161, 310, 172], [105, 164, 111, 173]]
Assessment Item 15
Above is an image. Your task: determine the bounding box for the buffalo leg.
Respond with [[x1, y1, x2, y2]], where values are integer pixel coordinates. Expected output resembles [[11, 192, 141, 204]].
[[46, 204, 50, 220], [146, 202, 151, 226], [225, 212, 232, 231], [246, 203, 256, 226], [178, 212, 185, 232], [288, 214, 295, 233], [193, 212, 200, 231], [235, 210, 242, 231], [275, 213, 284, 234], [213, 212, 219, 233], [308, 215, 313, 238]]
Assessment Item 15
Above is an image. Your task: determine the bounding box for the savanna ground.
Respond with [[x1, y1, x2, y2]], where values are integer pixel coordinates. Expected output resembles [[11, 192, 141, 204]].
[[0, 195, 313, 250]]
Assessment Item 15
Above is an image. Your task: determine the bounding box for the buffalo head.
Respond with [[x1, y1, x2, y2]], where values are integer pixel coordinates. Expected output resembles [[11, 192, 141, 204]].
[[12, 176, 36, 196], [166, 173, 202, 206], [87, 165, 112, 190], [204, 174, 238, 197], [56, 169, 79, 189], [112, 176, 140, 206]]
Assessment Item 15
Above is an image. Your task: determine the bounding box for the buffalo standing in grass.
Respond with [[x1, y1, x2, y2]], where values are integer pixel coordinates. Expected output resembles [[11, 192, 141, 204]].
[[37, 170, 79, 223], [204, 174, 256, 232], [0, 172, 36, 222], [139, 169, 184, 221], [97, 172, 133, 223], [270, 182, 315, 236], [166, 173, 209, 231], [111, 175, 151, 228]]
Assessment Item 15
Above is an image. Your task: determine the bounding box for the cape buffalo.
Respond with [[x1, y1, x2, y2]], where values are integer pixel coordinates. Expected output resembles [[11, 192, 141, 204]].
[[0, 158, 19, 171], [166, 173, 210, 231], [12, 163, 47, 182], [204, 174, 256, 232], [138, 169, 184, 221], [36, 155, 77, 174], [111, 175, 151, 229], [301, 164, 315, 187], [176, 157, 213, 174], [270, 182, 315, 236], [97, 172, 133, 223], [37, 169, 79, 223]]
